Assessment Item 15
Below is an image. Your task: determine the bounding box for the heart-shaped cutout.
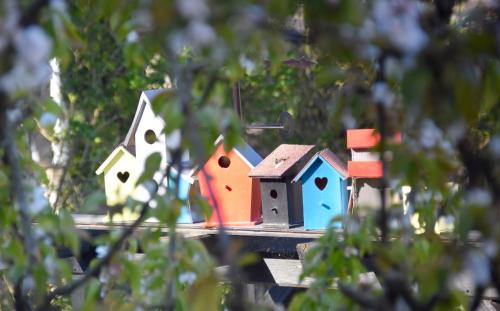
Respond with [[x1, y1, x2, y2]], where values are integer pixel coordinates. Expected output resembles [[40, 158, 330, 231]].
[[117, 171, 130, 183], [314, 177, 328, 191]]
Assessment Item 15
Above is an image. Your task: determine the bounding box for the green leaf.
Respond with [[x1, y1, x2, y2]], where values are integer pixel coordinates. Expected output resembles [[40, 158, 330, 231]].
[[81, 279, 101, 311], [188, 274, 223, 311], [136, 152, 162, 186]]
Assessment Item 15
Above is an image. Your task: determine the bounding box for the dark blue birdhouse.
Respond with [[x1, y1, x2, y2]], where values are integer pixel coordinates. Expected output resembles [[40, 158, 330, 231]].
[[293, 149, 348, 230]]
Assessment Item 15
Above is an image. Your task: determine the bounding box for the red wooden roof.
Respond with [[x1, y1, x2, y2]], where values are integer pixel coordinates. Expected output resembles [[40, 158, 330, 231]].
[[346, 129, 402, 149], [248, 144, 315, 178], [347, 161, 383, 178], [346, 129, 380, 149]]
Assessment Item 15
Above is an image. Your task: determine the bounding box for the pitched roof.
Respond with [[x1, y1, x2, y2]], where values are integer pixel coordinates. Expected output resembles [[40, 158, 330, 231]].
[[213, 135, 262, 167], [293, 148, 348, 182], [318, 149, 348, 177], [192, 135, 262, 176], [123, 89, 169, 147], [95, 145, 134, 175], [248, 144, 315, 178]]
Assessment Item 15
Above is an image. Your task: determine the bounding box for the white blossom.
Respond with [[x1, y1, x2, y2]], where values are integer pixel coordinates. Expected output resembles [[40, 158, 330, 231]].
[[371, 0, 428, 55], [466, 188, 492, 206], [341, 111, 357, 128], [165, 129, 182, 150], [235, 5, 265, 32], [483, 240, 498, 258], [176, 0, 209, 20], [7, 108, 23, 124], [50, 0, 67, 12], [384, 57, 405, 79], [126, 31, 139, 43], [186, 21, 216, 47], [21, 276, 35, 292], [168, 32, 187, 54], [372, 81, 395, 107], [465, 250, 490, 286], [0, 62, 51, 95], [419, 119, 443, 149], [239, 55, 256, 74], [26, 182, 48, 215], [43, 255, 58, 278], [14, 26, 52, 66], [179, 271, 197, 284], [489, 135, 500, 156], [446, 121, 466, 143], [0, 26, 53, 95], [344, 246, 359, 257], [96, 245, 109, 258], [40, 112, 58, 128]]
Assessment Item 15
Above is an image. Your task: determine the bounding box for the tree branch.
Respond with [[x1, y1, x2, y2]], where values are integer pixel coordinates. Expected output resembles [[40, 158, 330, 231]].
[[37, 173, 167, 310], [20, 0, 50, 27], [0, 94, 40, 311], [374, 55, 388, 243], [338, 282, 385, 310]]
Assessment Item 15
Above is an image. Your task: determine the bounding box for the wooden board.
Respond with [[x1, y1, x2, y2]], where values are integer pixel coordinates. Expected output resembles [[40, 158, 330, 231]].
[[71, 214, 326, 239]]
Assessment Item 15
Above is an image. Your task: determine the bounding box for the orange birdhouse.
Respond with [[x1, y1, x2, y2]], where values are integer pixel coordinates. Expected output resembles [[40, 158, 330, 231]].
[[195, 136, 263, 227]]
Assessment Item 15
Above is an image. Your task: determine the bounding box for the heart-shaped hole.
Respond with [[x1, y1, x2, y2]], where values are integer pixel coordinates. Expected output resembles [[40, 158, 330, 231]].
[[314, 177, 328, 191], [117, 171, 130, 183]]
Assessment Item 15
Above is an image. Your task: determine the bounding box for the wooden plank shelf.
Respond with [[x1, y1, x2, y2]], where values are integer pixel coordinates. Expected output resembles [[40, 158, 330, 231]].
[[72, 214, 326, 239], [67, 214, 499, 300]]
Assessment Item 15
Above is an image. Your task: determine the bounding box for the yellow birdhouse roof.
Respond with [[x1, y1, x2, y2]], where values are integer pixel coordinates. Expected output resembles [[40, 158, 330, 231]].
[[95, 145, 135, 175]]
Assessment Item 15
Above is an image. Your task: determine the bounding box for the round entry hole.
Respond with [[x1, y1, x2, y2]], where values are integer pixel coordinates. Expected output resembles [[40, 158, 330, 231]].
[[218, 156, 231, 168], [270, 189, 278, 199], [145, 130, 157, 144]]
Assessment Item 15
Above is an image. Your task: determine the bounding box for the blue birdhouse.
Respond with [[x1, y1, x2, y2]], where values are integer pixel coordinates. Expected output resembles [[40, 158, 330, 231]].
[[293, 149, 348, 230], [167, 169, 204, 224]]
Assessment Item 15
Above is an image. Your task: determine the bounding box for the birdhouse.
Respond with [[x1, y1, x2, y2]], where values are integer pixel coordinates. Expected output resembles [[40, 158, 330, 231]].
[[195, 135, 263, 227], [168, 169, 204, 224], [248, 144, 315, 228], [347, 129, 401, 212], [123, 89, 190, 171], [96, 89, 199, 223], [293, 149, 348, 230], [95, 144, 141, 218]]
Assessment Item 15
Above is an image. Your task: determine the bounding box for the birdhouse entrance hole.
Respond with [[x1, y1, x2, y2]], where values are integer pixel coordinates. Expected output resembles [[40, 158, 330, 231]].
[[314, 177, 328, 191], [117, 171, 130, 183], [270, 189, 278, 199], [218, 156, 231, 168], [145, 130, 157, 144]]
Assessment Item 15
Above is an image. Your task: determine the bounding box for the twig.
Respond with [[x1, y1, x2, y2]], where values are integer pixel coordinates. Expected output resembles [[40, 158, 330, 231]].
[[374, 55, 388, 243], [468, 285, 485, 311], [338, 282, 383, 309], [37, 173, 168, 310], [0, 95, 40, 311]]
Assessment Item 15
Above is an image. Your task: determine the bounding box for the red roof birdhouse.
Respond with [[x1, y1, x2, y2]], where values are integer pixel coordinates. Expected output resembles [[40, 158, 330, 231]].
[[346, 129, 401, 178], [195, 136, 263, 227]]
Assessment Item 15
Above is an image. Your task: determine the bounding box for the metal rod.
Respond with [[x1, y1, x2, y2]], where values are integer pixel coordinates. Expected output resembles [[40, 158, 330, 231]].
[[246, 124, 285, 130], [232, 81, 242, 120]]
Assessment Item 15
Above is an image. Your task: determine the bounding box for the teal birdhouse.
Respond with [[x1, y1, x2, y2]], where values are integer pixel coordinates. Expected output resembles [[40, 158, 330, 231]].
[[293, 149, 348, 230], [167, 169, 203, 224]]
